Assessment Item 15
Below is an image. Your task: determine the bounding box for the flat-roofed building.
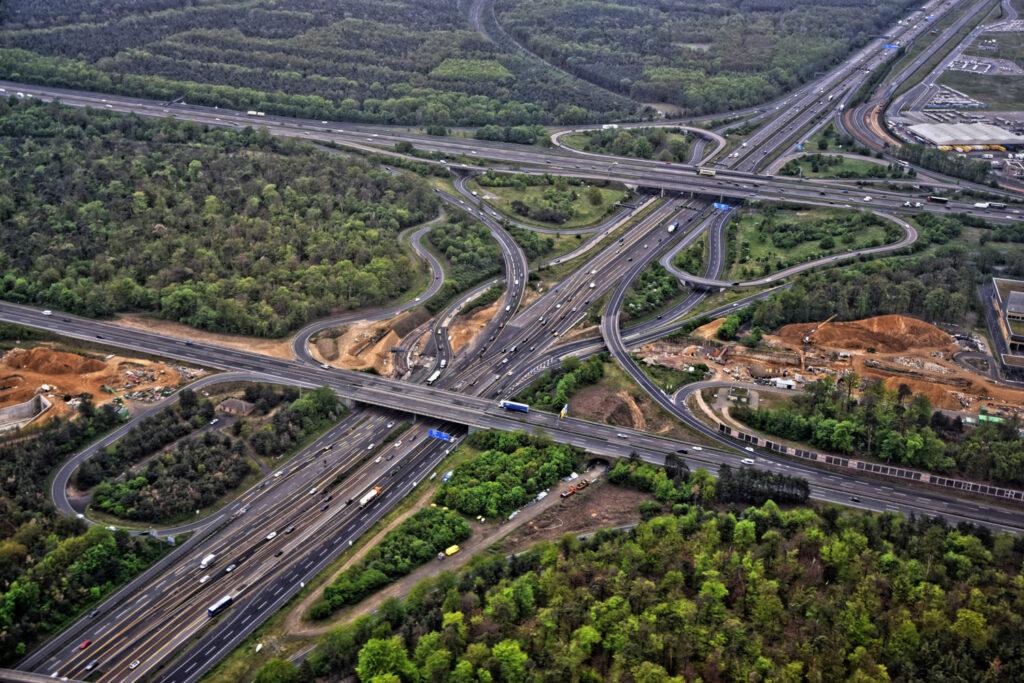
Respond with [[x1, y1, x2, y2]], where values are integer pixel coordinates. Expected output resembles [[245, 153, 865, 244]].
[[907, 122, 1024, 147]]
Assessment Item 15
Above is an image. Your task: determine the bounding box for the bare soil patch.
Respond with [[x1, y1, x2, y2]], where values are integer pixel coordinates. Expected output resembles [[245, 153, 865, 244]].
[[113, 314, 295, 359], [571, 377, 699, 441], [313, 320, 400, 375], [693, 317, 724, 340], [449, 300, 500, 355], [776, 314, 954, 353], [495, 479, 645, 554], [0, 346, 191, 419]]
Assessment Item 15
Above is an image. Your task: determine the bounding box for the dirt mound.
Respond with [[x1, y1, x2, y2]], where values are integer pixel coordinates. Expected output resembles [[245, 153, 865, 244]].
[[449, 300, 499, 355], [776, 314, 953, 353], [3, 347, 106, 374], [692, 318, 724, 340], [571, 386, 646, 430], [315, 337, 340, 361], [314, 321, 400, 375]]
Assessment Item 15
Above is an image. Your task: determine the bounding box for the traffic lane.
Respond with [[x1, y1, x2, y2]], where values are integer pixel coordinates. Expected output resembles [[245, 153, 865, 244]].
[[157, 433, 456, 683], [32, 409, 391, 674], [10, 79, 1018, 218], [55, 416, 434, 681], [48, 412, 396, 679], [290, 215, 447, 362], [470, 201, 697, 387], [2, 301, 1020, 527]]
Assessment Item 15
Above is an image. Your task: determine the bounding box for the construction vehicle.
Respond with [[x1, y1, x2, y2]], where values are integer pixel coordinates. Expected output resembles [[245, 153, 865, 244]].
[[802, 314, 837, 346]]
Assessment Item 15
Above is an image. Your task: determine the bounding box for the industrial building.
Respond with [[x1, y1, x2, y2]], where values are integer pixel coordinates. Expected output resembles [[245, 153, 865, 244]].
[[986, 278, 1024, 378], [906, 122, 1024, 147]]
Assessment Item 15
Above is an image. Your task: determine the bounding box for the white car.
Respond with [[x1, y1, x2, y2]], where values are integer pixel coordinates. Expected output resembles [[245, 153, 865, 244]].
[[691, 446, 702, 451], [863, 196, 872, 202], [744, 446, 755, 452], [741, 458, 756, 465], [321, 363, 331, 370]]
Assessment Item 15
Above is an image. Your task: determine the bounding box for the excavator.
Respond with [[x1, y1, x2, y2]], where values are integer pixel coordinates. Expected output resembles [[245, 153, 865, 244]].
[[802, 314, 837, 347]]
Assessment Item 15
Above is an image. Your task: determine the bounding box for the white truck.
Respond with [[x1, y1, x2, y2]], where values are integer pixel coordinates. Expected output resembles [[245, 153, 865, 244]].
[[359, 486, 382, 507], [199, 553, 216, 570]]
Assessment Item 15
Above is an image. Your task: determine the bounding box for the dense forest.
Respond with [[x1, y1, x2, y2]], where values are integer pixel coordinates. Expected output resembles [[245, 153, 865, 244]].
[[0, 0, 633, 125], [309, 508, 471, 620], [0, 99, 439, 336], [0, 400, 168, 664], [623, 263, 681, 321], [426, 218, 503, 313], [434, 431, 579, 519], [259, 499, 1024, 682], [896, 144, 992, 184], [92, 430, 255, 522], [744, 246, 980, 331], [515, 355, 606, 412], [90, 386, 343, 522], [74, 388, 214, 489], [497, 0, 919, 113], [735, 377, 1024, 485], [568, 126, 692, 162]]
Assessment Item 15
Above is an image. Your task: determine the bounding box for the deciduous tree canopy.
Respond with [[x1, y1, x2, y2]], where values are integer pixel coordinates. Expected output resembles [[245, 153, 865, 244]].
[[0, 99, 439, 336]]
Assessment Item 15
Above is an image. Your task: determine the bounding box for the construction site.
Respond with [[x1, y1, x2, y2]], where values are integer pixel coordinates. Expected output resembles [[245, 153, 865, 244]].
[[0, 345, 201, 422], [639, 313, 1024, 420]]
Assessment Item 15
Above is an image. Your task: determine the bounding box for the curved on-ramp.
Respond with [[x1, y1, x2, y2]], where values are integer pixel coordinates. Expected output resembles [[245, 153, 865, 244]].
[[290, 213, 448, 363], [665, 211, 918, 289], [551, 124, 727, 168], [50, 372, 288, 536]]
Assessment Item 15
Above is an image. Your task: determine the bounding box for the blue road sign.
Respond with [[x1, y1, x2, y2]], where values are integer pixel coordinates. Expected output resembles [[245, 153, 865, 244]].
[[713, 202, 733, 211], [429, 429, 453, 442]]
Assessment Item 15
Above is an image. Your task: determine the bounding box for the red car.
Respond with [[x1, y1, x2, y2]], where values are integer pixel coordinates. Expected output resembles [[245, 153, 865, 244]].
[[79, 640, 92, 650]]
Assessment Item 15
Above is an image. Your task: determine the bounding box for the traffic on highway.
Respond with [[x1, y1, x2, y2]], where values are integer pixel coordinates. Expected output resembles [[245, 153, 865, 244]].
[[3, 0, 1023, 679]]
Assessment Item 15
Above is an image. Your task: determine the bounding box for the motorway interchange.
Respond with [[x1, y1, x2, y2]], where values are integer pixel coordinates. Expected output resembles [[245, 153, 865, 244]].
[[5, 0, 1024, 680]]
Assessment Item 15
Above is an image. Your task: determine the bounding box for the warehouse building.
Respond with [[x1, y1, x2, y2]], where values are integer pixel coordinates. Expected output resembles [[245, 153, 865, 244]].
[[907, 122, 1024, 147]]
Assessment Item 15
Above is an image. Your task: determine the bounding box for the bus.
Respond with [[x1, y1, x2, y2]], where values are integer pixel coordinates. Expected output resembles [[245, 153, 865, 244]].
[[928, 195, 950, 204], [207, 595, 233, 618], [697, 167, 717, 177], [426, 370, 441, 385]]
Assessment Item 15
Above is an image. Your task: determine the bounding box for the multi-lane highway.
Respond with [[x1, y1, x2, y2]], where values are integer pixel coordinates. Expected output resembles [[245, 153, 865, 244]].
[[6, 0, 1024, 678], [2, 78, 1019, 224]]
